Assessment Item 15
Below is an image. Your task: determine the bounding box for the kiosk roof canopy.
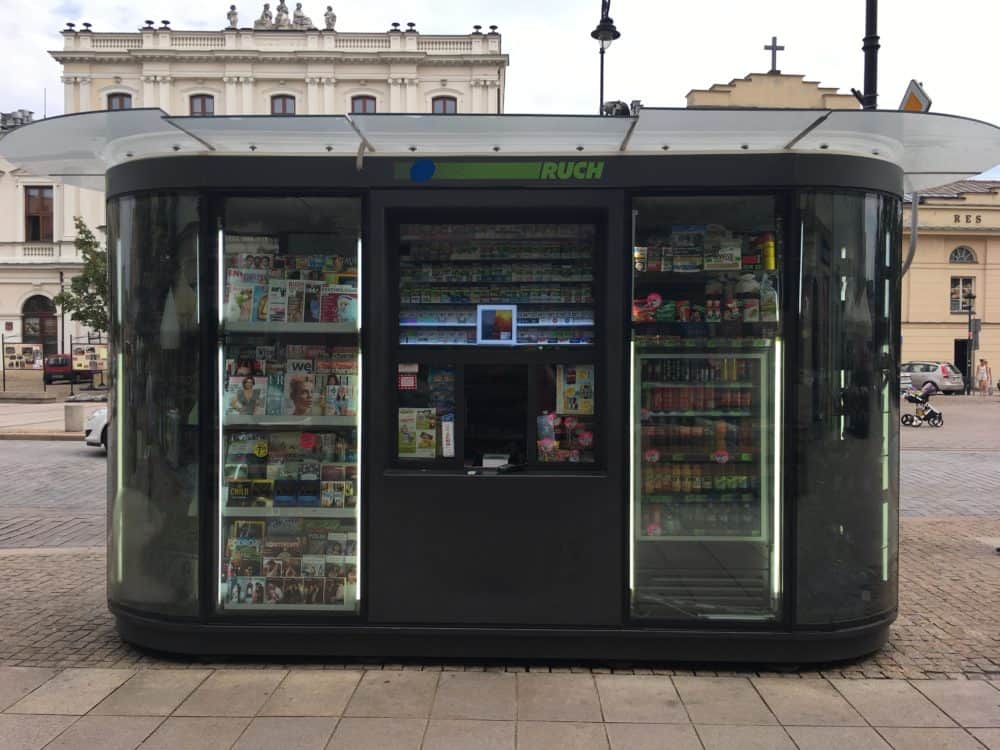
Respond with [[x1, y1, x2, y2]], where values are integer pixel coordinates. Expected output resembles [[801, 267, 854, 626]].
[[2, 108, 998, 192]]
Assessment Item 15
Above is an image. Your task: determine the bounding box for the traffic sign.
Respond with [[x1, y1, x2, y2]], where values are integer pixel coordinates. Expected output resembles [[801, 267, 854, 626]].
[[899, 80, 932, 112]]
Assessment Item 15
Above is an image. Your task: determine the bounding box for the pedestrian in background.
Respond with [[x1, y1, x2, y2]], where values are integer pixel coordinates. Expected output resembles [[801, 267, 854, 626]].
[[975, 358, 992, 395]]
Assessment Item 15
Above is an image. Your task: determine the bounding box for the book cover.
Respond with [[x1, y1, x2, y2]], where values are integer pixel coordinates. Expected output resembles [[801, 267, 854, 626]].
[[262, 557, 284, 577], [320, 481, 346, 508], [304, 282, 323, 323], [266, 517, 304, 538], [229, 519, 266, 541], [273, 479, 299, 506], [302, 578, 324, 604], [224, 432, 267, 481], [301, 555, 325, 577], [267, 281, 287, 322], [321, 463, 347, 481], [297, 479, 321, 506], [280, 578, 303, 605], [226, 376, 267, 417], [227, 480, 252, 507], [324, 577, 346, 605], [250, 479, 274, 507], [286, 280, 305, 323], [299, 460, 320, 481]]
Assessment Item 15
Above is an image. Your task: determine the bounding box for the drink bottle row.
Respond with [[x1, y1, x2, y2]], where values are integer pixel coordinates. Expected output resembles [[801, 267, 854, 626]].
[[643, 386, 753, 412], [641, 358, 755, 383], [641, 419, 758, 453], [642, 462, 760, 495], [641, 503, 761, 538]]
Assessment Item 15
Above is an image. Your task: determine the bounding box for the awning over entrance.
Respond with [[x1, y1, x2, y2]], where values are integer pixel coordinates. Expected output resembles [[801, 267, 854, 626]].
[[2, 108, 999, 193]]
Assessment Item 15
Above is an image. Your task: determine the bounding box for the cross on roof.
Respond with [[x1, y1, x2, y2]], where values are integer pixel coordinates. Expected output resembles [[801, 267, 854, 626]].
[[764, 36, 785, 74]]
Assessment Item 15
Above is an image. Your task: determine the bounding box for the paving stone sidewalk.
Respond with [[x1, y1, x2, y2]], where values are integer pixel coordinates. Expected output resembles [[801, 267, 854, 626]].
[[2, 667, 999, 750]]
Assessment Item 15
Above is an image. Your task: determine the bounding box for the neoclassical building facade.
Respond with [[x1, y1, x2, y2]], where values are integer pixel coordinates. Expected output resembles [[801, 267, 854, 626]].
[[0, 13, 508, 355], [902, 181, 1000, 379]]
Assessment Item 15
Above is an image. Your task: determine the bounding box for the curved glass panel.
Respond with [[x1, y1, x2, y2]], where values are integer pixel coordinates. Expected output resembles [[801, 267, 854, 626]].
[[107, 194, 202, 616], [796, 192, 901, 624]]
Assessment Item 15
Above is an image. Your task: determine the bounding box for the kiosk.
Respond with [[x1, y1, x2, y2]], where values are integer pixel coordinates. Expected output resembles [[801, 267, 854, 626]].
[[4, 108, 999, 662]]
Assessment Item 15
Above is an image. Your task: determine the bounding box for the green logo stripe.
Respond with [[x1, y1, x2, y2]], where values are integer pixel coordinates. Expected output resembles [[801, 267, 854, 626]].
[[394, 160, 606, 182]]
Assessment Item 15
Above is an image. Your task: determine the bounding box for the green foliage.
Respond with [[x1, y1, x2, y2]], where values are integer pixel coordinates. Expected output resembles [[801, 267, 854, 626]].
[[53, 217, 109, 333]]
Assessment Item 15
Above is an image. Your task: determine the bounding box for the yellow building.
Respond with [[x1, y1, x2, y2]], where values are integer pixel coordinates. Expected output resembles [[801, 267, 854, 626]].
[[902, 182, 999, 383]]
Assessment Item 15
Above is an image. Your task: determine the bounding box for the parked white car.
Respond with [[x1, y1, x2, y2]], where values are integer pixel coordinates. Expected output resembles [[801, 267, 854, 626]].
[[84, 407, 108, 450]]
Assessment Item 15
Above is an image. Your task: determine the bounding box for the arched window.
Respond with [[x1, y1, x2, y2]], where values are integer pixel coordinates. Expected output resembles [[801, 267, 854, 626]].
[[21, 295, 57, 356], [270, 95, 296, 116], [949, 246, 977, 264], [351, 95, 376, 114], [431, 96, 457, 114], [107, 93, 132, 110], [190, 94, 215, 117]]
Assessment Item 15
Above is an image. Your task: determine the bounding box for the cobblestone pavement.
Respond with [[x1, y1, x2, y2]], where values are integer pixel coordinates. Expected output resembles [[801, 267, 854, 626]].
[[1, 518, 997, 679], [901, 452, 1000, 516]]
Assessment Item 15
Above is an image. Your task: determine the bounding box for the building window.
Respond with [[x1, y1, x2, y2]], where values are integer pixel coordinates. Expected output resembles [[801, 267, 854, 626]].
[[950, 277, 975, 313], [190, 94, 215, 117], [431, 96, 457, 114], [271, 95, 295, 115], [949, 246, 977, 264], [351, 95, 376, 114], [24, 186, 53, 242], [107, 93, 132, 110]]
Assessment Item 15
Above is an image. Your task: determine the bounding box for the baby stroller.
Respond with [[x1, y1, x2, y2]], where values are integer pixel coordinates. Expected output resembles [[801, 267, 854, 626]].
[[901, 381, 943, 427]]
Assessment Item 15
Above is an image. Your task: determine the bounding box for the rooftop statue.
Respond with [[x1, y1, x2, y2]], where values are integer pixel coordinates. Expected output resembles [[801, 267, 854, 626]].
[[293, 2, 313, 28], [275, 0, 291, 28], [253, 2, 273, 28], [227, 4, 238, 28], [324, 5, 336, 30]]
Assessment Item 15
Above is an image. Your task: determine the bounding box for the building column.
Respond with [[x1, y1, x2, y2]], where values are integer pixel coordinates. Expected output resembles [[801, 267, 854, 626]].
[[77, 75, 92, 112], [322, 77, 336, 114], [388, 77, 402, 112], [157, 75, 172, 112], [141, 75, 156, 107], [223, 76, 240, 114], [404, 78, 419, 112], [306, 77, 321, 114], [61, 76, 77, 113], [241, 76, 255, 113]]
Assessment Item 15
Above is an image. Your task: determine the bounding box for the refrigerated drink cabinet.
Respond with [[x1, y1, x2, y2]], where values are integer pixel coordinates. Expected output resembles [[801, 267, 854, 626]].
[[5, 109, 999, 662]]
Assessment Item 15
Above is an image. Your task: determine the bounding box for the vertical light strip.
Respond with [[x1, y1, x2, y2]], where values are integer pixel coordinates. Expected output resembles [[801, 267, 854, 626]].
[[798, 222, 805, 313], [114, 233, 124, 583], [882, 500, 889, 581], [628, 342, 636, 592], [195, 234, 201, 325], [217, 228, 224, 326], [116, 352, 124, 582], [839, 369, 846, 439], [217, 344, 225, 608], [884, 279, 890, 319], [216, 227, 225, 608], [771, 339, 782, 600], [355, 231, 363, 604]]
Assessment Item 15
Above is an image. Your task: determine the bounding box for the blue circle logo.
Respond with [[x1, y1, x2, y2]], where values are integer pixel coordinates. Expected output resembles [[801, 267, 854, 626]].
[[410, 159, 436, 183]]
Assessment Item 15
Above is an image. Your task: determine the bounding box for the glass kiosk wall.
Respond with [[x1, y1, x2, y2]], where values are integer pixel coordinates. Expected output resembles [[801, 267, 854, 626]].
[[104, 153, 901, 662]]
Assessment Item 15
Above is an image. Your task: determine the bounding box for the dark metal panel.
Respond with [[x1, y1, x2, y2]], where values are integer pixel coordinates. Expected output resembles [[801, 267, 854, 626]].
[[107, 154, 903, 199]]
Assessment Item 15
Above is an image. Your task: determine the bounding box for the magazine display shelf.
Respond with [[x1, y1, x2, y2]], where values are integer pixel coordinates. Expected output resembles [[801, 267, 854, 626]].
[[219, 230, 361, 614]]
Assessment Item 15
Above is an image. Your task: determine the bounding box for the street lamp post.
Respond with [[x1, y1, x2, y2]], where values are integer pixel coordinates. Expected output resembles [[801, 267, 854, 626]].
[[591, 2, 620, 115], [967, 293, 977, 394]]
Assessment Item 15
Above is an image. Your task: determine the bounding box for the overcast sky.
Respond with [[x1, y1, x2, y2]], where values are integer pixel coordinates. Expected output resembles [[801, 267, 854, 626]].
[[3, 0, 999, 174]]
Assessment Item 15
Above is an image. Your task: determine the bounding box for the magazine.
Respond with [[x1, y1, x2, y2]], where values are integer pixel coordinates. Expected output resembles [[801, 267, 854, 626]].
[[227, 480, 252, 507], [250, 479, 274, 507], [324, 577, 346, 605], [266, 367, 286, 415], [223, 432, 267, 481], [286, 281, 305, 323], [267, 281, 287, 322], [251, 283, 269, 322], [283, 370, 319, 417], [304, 283, 323, 323], [226, 282, 255, 321], [225, 376, 267, 417]]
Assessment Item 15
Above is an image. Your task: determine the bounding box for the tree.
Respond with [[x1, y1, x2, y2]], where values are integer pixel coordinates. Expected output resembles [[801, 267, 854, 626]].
[[53, 217, 109, 333]]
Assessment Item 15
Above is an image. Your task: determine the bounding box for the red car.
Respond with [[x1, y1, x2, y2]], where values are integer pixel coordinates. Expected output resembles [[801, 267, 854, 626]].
[[43, 354, 94, 385]]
